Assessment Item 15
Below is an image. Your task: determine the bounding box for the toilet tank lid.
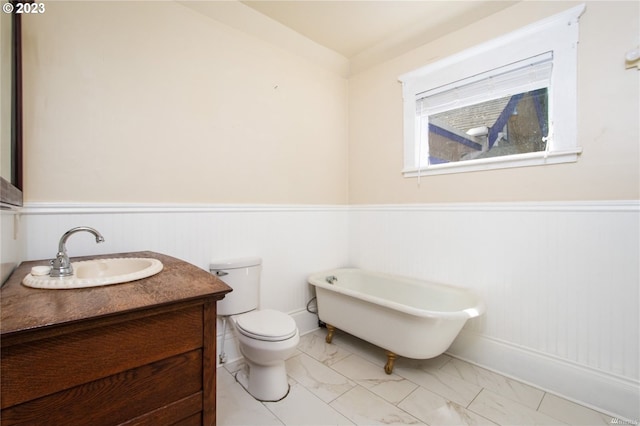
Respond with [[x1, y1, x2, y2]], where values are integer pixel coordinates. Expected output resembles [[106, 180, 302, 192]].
[[210, 257, 262, 270]]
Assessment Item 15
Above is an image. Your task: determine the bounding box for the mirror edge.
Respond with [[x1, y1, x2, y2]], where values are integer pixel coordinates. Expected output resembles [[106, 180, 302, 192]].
[[1, 5, 22, 209], [1, 176, 21, 208]]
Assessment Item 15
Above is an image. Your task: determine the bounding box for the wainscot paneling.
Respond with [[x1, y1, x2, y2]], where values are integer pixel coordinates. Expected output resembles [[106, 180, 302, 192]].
[[348, 201, 639, 421], [1, 209, 25, 284], [20, 203, 350, 360]]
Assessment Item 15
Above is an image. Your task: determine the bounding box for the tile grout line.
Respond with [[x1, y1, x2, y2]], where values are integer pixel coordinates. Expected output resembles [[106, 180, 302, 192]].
[[465, 389, 503, 426], [465, 386, 485, 410], [536, 391, 546, 411], [295, 340, 358, 405]]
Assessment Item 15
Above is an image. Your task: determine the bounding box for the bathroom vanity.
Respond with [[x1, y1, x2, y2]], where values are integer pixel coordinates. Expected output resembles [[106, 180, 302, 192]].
[[0, 251, 232, 425]]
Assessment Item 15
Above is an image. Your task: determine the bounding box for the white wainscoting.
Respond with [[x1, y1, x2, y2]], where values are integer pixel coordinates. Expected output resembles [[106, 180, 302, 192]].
[[1, 209, 25, 284], [20, 203, 350, 365], [348, 201, 640, 420], [18, 201, 640, 420]]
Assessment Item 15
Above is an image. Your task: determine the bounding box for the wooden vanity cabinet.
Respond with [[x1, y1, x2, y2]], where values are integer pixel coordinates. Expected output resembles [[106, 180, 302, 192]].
[[0, 251, 231, 426]]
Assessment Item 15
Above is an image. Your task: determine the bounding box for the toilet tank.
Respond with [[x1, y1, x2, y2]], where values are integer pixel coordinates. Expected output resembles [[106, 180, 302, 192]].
[[210, 257, 262, 316]]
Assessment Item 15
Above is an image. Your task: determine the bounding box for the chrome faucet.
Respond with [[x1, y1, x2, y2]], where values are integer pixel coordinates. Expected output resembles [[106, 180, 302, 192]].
[[50, 226, 105, 277]]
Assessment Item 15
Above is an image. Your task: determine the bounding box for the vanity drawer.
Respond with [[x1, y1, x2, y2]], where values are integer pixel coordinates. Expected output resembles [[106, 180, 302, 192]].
[[0, 349, 203, 425], [1, 305, 203, 408]]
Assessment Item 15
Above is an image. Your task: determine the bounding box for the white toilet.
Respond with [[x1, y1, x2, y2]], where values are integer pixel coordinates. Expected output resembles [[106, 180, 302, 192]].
[[211, 257, 299, 402]]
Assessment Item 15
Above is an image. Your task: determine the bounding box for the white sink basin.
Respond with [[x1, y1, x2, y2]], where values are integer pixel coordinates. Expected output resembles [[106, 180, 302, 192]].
[[22, 258, 163, 289]]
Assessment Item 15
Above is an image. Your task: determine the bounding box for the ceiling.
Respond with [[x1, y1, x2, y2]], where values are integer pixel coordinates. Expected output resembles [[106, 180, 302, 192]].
[[180, 1, 519, 76], [239, 1, 519, 59]]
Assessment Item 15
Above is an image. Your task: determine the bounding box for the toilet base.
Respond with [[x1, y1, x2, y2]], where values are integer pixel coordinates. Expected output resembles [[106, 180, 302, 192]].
[[235, 363, 290, 402]]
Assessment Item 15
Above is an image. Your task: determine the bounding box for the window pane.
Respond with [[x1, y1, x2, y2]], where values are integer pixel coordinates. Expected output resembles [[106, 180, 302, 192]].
[[426, 88, 548, 164]]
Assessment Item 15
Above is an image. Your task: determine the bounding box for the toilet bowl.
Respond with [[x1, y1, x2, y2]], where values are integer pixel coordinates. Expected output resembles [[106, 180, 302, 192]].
[[232, 309, 299, 401], [211, 258, 299, 402]]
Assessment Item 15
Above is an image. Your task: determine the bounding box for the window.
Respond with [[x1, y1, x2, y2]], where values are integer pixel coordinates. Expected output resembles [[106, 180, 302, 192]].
[[399, 4, 585, 177]]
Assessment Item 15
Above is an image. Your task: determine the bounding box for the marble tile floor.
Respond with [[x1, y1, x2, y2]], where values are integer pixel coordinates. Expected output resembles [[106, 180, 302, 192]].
[[217, 328, 614, 426]]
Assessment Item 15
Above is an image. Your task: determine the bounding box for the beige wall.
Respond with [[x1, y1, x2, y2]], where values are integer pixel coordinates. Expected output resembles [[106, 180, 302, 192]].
[[22, 1, 349, 204], [21, 1, 639, 206], [348, 1, 640, 204]]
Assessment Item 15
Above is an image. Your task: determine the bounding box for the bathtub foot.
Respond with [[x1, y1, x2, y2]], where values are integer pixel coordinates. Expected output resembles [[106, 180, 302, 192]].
[[384, 351, 397, 375], [325, 324, 335, 344]]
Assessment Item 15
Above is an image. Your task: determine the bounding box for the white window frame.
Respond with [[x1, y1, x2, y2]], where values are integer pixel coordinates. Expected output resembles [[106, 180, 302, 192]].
[[398, 4, 585, 178]]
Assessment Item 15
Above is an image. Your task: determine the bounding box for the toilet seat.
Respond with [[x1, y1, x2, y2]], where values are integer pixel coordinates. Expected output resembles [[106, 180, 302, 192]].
[[235, 309, 297, 342]]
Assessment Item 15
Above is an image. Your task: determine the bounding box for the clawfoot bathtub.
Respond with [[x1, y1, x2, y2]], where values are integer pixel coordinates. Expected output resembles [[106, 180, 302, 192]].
[[308, 268, 485, 374]]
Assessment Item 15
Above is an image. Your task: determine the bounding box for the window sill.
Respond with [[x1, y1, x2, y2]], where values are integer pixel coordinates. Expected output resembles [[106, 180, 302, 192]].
[[402, 149, 582, 178]]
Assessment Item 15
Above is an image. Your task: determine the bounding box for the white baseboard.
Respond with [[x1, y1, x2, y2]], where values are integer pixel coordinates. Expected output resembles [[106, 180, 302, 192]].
[[447, 329, 640, 421], [290, 308, 321, 336]]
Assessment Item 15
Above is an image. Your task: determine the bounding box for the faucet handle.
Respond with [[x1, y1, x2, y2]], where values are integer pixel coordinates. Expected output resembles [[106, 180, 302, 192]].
[[51, 252, 67, 267], [50, 252, 73, 277]]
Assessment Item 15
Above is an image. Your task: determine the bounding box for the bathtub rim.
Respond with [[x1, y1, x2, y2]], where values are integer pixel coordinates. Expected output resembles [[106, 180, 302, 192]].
[[308, 268, 485, 320]]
